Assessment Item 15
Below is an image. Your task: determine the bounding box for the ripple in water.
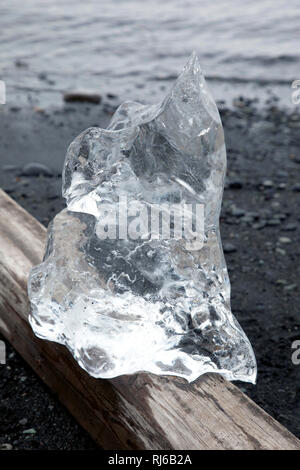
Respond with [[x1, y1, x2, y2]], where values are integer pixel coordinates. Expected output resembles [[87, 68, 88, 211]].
[[1, 0, 299, 106]]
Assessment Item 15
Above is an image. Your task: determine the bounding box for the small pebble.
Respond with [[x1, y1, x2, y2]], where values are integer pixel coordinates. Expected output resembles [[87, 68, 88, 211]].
[[276, 279, 287, 285], [263, 180, 274, 188], [240, 215, 254, 223], [63, 91, 101, 104], [23, 428, 36, 435], [276, 247, 286, 255], [277, 170, 288, 177], [15, 59, 28, 67], [284, 284, 297, 291], [247, 211, 259, 219], [232, 97, 246, 108], [20, 162, 53, 177], [230, 206, 245, 217], [273, 213, 286, 220], [278, 237, 291, 244], [288, 121, 300, 129], [223, 243, 237, 253], [267, 219, 281, 226], [34, 106, 46, 114], [19, 418, 28, 426], [229, 180, 243, 189], [10, 106, 21, 112], [282, 223, 297, 231], [253, 221, 266, 230], [292, 183, 300, 192], [0, 443, 13, 450]]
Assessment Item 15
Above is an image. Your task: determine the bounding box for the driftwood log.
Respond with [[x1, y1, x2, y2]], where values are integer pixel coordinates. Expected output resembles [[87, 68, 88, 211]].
[[0, 188, 299, 450]]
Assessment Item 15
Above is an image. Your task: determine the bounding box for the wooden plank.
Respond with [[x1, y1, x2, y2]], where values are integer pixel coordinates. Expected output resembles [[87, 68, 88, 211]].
[[0, 188, 299, 450]]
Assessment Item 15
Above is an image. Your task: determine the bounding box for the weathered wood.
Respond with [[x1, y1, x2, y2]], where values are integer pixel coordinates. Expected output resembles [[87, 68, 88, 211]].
[[0, 188, 299, 450]]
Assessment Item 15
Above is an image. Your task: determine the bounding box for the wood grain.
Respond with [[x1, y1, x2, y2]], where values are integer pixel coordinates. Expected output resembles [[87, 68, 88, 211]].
[[0, 188, 299, 450]]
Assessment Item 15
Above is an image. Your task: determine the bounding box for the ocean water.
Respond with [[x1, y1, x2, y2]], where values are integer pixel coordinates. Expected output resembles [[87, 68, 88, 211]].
[[1, 0, 299, 107]]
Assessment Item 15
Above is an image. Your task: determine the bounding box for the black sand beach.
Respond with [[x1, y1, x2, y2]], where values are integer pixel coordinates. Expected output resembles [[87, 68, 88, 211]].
[[0, 98, 300, 449]]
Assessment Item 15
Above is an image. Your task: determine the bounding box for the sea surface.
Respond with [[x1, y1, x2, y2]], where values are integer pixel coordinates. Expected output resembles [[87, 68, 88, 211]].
[[1, 0, 300, 107]]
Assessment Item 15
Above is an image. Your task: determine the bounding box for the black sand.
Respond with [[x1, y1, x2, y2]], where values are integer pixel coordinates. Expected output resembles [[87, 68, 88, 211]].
[[0, 99, 300, 449]]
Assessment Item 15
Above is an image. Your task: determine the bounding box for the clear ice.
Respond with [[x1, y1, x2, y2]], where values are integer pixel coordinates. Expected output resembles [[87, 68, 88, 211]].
[[28, 53, 257, 383]]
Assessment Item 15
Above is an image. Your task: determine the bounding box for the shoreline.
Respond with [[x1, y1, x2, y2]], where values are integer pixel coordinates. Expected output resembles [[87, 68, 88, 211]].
[[0, 93, 297, 173], [0, 98, 300, 449]]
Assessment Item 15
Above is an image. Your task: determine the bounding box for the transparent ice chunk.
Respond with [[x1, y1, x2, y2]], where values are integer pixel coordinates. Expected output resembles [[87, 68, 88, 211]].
[[28, 53, 257, 383]]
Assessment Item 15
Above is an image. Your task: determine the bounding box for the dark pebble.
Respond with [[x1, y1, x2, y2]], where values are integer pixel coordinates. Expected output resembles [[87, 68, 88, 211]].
[[247, 211, 259, 219], [232, 97, 247, 108], [223, 242, 237, 253], [292, 183, 300, 192], [38, 72, 47, 81], [10, 106, 21, 112], [253, 221, 266, 230], [229, 206, 245, 217], [282, 223, 297, 231], [267, 219, 281, 226], [20, 163, 53, 177], [228, 180, 243, 189], [240, 215, 254, 223], [15, 59, 28, 68], [276, 170, 288, 178], [273, 213, 286, 220], [63, 91, 101, 105]]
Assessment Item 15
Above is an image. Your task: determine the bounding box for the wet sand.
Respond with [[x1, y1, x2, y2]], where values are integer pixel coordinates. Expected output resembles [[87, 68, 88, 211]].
[[0, 98, 300, 449]]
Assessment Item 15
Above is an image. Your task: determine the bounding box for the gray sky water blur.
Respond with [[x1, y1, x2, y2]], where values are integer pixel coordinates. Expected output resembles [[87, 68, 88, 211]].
[[1, 0, 299, 106]]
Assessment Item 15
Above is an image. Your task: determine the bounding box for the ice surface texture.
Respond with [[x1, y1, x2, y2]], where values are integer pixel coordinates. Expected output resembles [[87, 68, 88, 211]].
[[28, 54, 257, 383]]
